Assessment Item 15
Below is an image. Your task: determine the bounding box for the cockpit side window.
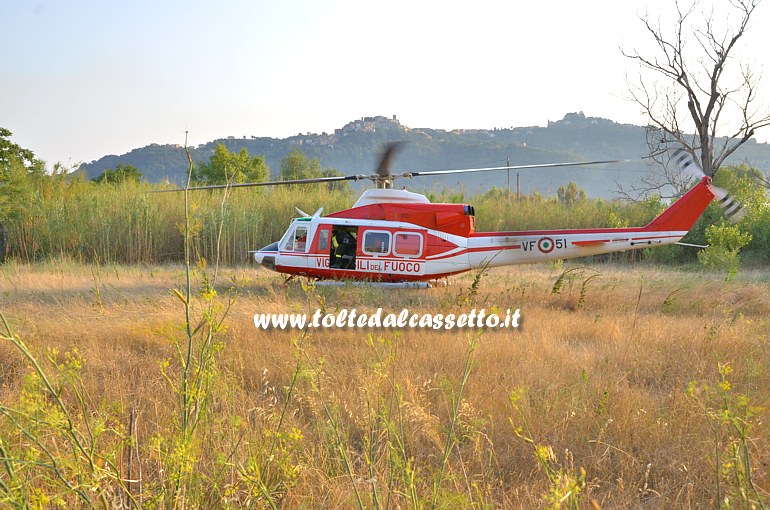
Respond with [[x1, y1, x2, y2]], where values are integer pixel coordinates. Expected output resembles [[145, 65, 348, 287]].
[[282, 226, 309, 252]]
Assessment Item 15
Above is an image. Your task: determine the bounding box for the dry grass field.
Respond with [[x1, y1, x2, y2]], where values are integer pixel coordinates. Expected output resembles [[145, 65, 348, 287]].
[[1, 260, 769, 509]]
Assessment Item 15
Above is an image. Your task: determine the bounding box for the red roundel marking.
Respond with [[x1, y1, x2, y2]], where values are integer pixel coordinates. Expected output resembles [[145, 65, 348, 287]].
[[537, 237, 555, 254]]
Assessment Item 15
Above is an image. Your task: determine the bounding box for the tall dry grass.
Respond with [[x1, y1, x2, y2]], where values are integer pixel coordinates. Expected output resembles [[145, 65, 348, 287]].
[[1, 261, 769, 508], [4, 179, 355, 264], [3, 176, 673, 265]]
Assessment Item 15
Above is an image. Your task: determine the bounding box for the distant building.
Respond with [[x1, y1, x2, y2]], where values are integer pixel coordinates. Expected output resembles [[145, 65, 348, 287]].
[[335, 115, 404, 136]]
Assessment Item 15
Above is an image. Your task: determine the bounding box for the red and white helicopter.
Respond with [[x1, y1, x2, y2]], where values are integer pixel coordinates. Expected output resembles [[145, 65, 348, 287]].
[[178, 144, 743, 284]]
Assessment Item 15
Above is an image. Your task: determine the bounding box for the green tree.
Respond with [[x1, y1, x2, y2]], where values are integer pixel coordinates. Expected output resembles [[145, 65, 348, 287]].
[[0, 127, 36, 170], [320, 167, 350, 191], [279, 148, 322, 181], [92, 163, 143, 184], [713, 164, 770, 261], [1, 129, 45, 224], [1, 128, 43, 180], [194, 143, 269, 185], [557, 181, 586, 205]]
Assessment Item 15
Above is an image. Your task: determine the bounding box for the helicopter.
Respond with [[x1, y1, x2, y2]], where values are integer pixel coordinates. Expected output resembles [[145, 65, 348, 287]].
[[163, 144, 742, 284]]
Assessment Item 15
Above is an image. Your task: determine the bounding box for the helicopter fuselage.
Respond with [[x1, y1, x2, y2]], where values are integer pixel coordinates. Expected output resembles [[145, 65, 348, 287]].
[[253, 179, 716, 283]]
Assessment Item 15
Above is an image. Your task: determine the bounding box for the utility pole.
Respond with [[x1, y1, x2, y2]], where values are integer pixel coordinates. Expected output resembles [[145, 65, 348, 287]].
[[506, 157, 511, 203], [516, 172, 520, 201]]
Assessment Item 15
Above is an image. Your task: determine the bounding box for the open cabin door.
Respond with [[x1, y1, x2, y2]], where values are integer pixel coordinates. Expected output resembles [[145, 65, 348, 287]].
[[330, 226, 359, 270], [305, 224, 358, 271]]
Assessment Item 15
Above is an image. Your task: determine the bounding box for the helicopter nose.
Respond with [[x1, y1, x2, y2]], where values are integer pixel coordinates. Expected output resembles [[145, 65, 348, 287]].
[[256, 253, 277, 271], [253, 251, 277, 271], [253, 242, 279, 270]]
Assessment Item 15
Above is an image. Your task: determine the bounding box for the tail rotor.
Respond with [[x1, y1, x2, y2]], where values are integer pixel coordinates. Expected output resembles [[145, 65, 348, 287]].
[[671, 148, 747, 223]]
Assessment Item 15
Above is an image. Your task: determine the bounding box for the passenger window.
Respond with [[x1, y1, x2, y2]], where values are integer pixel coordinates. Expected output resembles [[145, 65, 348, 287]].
[[393, 232, 422, 257], [363, 231, 391, 255], [318, 229, 329, 251]]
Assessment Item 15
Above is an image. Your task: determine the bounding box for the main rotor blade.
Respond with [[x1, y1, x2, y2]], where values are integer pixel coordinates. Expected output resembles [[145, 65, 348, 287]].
[[397, 159, 628, 178], [148, 158, 631, 193], [149, 173, 367, 193], [375, 141, 405, 178]]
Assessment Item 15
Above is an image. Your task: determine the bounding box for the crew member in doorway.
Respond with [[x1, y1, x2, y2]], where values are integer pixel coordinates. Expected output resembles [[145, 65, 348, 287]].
[[332, 228, 357, 269]]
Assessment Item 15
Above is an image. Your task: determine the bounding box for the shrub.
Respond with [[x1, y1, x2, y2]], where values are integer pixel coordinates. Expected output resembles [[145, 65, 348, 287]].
[[697, 223, 752, 274]]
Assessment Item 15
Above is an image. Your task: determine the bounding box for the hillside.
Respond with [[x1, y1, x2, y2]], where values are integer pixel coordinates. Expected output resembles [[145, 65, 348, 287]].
[[79, 113, 770, 199]]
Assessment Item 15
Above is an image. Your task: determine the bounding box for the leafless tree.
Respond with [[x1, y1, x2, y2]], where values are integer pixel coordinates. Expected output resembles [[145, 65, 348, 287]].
[[616, 126, 699, 200], [622, 0, 770, 198]]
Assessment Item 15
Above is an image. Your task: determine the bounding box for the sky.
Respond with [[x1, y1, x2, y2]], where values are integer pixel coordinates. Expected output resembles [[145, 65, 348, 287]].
[[2, 0, 770, 168]]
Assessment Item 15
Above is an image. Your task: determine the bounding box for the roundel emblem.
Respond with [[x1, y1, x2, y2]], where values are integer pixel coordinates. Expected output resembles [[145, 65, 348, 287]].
[[537, 237, 555, 254]]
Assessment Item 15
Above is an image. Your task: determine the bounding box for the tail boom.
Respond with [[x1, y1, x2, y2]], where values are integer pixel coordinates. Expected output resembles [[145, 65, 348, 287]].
[[467, 177, 716, 268]]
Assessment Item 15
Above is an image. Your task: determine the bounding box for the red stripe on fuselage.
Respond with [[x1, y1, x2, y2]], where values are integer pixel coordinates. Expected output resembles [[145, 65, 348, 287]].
[[275, 265, 466, 282], [426, 244, 521, 261]]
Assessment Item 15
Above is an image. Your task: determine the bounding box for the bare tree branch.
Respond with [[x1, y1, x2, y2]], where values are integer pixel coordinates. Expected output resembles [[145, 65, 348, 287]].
[[622, 0, 769, 194], [616, 125, 698, 200]]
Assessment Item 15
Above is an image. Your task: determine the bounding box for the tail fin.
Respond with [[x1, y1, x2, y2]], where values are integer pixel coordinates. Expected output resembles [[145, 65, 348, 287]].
[[645, 177, 716, 232]]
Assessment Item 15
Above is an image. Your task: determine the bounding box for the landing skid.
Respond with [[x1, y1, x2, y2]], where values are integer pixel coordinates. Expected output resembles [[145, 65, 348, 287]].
[[312, 280, 432, 289]]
